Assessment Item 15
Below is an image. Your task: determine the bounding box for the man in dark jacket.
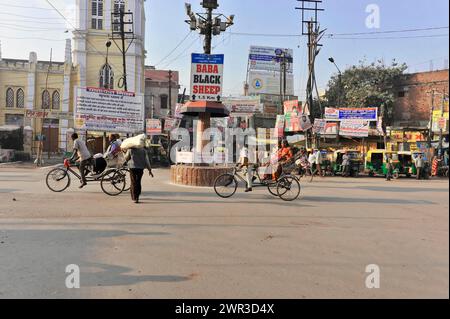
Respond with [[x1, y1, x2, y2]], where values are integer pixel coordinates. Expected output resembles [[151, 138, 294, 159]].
[[124, 148, 153, 203]]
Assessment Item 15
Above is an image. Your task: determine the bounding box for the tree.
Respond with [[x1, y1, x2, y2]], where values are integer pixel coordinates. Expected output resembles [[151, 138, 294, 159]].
[[324, 60, 407, 125]]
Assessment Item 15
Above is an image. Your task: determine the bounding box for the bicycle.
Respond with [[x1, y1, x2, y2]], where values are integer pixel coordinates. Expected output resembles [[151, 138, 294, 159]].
[[46, 159, 126, 196], [213, 163, 301, 202]]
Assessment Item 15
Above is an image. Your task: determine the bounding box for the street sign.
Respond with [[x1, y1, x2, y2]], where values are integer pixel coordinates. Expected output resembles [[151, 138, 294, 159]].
[[190, 53, 224, 102]]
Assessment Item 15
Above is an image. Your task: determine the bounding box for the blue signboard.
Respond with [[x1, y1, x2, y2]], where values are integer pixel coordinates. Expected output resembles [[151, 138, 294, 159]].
[[192, 53, 224, 64], [325, 107, 378, 121]]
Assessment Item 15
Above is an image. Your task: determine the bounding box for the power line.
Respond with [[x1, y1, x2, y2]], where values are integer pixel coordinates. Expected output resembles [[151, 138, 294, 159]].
[[0, 35, 66, 42], [160, 35, 201, 70], [154, 31, 193, 67], [0, 17, 67, 25], [325, 33, 449, 40], [0, 2, 120, 12], [228, 26, 449, 38], [328, 26, 449, 36], [44, 0, 125, 79], [0, 12, 68, 20], [0, 22, 67, 31], [0, 2, 55, 10]]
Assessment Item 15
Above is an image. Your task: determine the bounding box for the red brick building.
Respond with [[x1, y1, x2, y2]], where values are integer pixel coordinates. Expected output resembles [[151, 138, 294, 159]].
[[393, 69, 449, 127]]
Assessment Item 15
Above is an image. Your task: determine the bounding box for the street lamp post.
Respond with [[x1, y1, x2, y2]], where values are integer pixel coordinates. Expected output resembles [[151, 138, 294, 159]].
[[184, 1, 234, 154], [328, 57, 342, 108]]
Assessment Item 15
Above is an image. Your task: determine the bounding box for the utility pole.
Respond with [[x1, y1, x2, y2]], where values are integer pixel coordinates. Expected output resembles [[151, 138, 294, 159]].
[[46, 49, 53, 160], [168, 70, 173, 117], [296, 0, 324, 148], [276, 49, 292, 114], [185, 0, 234, 155], [111, 8, 135, 92], [438, 89, 447, 157], [35, 48, 52, 166], [428, 90, 435, 147], [120, 9, 127, 91]]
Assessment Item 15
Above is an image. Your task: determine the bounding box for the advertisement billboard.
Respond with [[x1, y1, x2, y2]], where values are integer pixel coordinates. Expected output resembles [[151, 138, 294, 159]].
[[339, 120, 370, 137], [222, 96, 263, 114], [325, 107, 378, 121], [190, 53, 224, 102], [249, 46, 294, 73], [74, 87, 144, 133], [248, 70, 294, 96]]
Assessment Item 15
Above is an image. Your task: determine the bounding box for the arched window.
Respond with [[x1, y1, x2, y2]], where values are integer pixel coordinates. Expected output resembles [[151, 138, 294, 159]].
[[99, 64, 114, 89], [16, 88, 25, 108], [6, 88, 14, 108], [42, 90, 50, 109], [52, 91, 60, 110]]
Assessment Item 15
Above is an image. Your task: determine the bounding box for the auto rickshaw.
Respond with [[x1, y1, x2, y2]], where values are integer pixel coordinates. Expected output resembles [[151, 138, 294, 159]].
[[397, 151, 418, 178], [331, 150, 363, 177], [366, 150, 400, 178]]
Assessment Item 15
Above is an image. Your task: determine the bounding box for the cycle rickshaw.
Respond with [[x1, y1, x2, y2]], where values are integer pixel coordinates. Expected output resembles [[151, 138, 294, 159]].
[[45, 156, 127, 196], [213, 161, 301, 202]]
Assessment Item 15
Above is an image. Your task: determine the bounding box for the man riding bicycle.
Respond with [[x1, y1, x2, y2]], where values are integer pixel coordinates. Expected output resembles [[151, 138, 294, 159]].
[[69, 133, 92, 189]]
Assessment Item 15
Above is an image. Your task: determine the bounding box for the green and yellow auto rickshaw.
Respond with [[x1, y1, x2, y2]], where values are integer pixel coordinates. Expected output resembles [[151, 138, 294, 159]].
[[331, 150, 363, 177], [366, 150, 400, 179], [397, 151, 418, 178]]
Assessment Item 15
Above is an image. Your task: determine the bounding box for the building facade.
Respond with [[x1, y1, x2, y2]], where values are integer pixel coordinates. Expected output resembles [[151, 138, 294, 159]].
[[393, 69, 449, 127], [0, 0, 146, 154], [144, 67, 180, 119]]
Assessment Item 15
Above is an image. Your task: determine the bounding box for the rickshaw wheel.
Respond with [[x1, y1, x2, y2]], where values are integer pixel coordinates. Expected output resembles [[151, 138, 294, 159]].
[[277, 175, 301, 202], [214, 174, 238, 198], [101, 169, 126, 196], [267, 181, 279, 197], [393, 172, 400, 180], [46, 168, 71, 192]]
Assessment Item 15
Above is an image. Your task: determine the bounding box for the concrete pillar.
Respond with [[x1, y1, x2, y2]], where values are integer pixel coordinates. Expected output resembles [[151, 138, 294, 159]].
[[196, 113, 211, 162]]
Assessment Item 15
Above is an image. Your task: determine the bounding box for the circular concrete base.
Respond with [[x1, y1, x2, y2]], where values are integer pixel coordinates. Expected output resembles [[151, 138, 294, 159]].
[[171, 165, 233, 187]]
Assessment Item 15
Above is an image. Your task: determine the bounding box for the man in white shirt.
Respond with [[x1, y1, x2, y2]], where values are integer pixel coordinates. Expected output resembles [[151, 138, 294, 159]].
[[69, 133, 92, 188], [238, 143, 253, 192], [415, 154, 424, 180]]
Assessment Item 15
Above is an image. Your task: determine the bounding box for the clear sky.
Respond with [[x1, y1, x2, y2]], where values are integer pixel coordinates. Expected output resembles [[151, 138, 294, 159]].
[[0, 0, 449, 99]]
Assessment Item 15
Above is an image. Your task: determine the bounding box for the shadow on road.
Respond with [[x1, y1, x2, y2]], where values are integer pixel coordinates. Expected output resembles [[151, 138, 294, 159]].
[[302, 196, 436, 205], [79, 262, 190, 287]]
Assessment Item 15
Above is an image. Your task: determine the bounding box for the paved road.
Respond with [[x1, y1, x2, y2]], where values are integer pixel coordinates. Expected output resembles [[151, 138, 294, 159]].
[[0, 166, 448, 299]]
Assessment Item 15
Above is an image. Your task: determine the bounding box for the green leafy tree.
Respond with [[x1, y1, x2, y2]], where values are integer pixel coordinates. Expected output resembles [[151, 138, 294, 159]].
[[324, 60, 407, 125]]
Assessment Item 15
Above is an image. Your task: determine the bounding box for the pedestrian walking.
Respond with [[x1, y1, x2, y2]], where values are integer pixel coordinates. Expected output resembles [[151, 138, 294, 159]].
[[314, 149, 323, 177], [124, 148, 153, 204], [415, 154, 424, 180], [385, 153, 394, 181], [341, 152, 350, 177]]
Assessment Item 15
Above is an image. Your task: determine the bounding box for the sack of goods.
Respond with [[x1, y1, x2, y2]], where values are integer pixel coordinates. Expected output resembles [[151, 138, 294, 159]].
[[120, 134, 146, 150]]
